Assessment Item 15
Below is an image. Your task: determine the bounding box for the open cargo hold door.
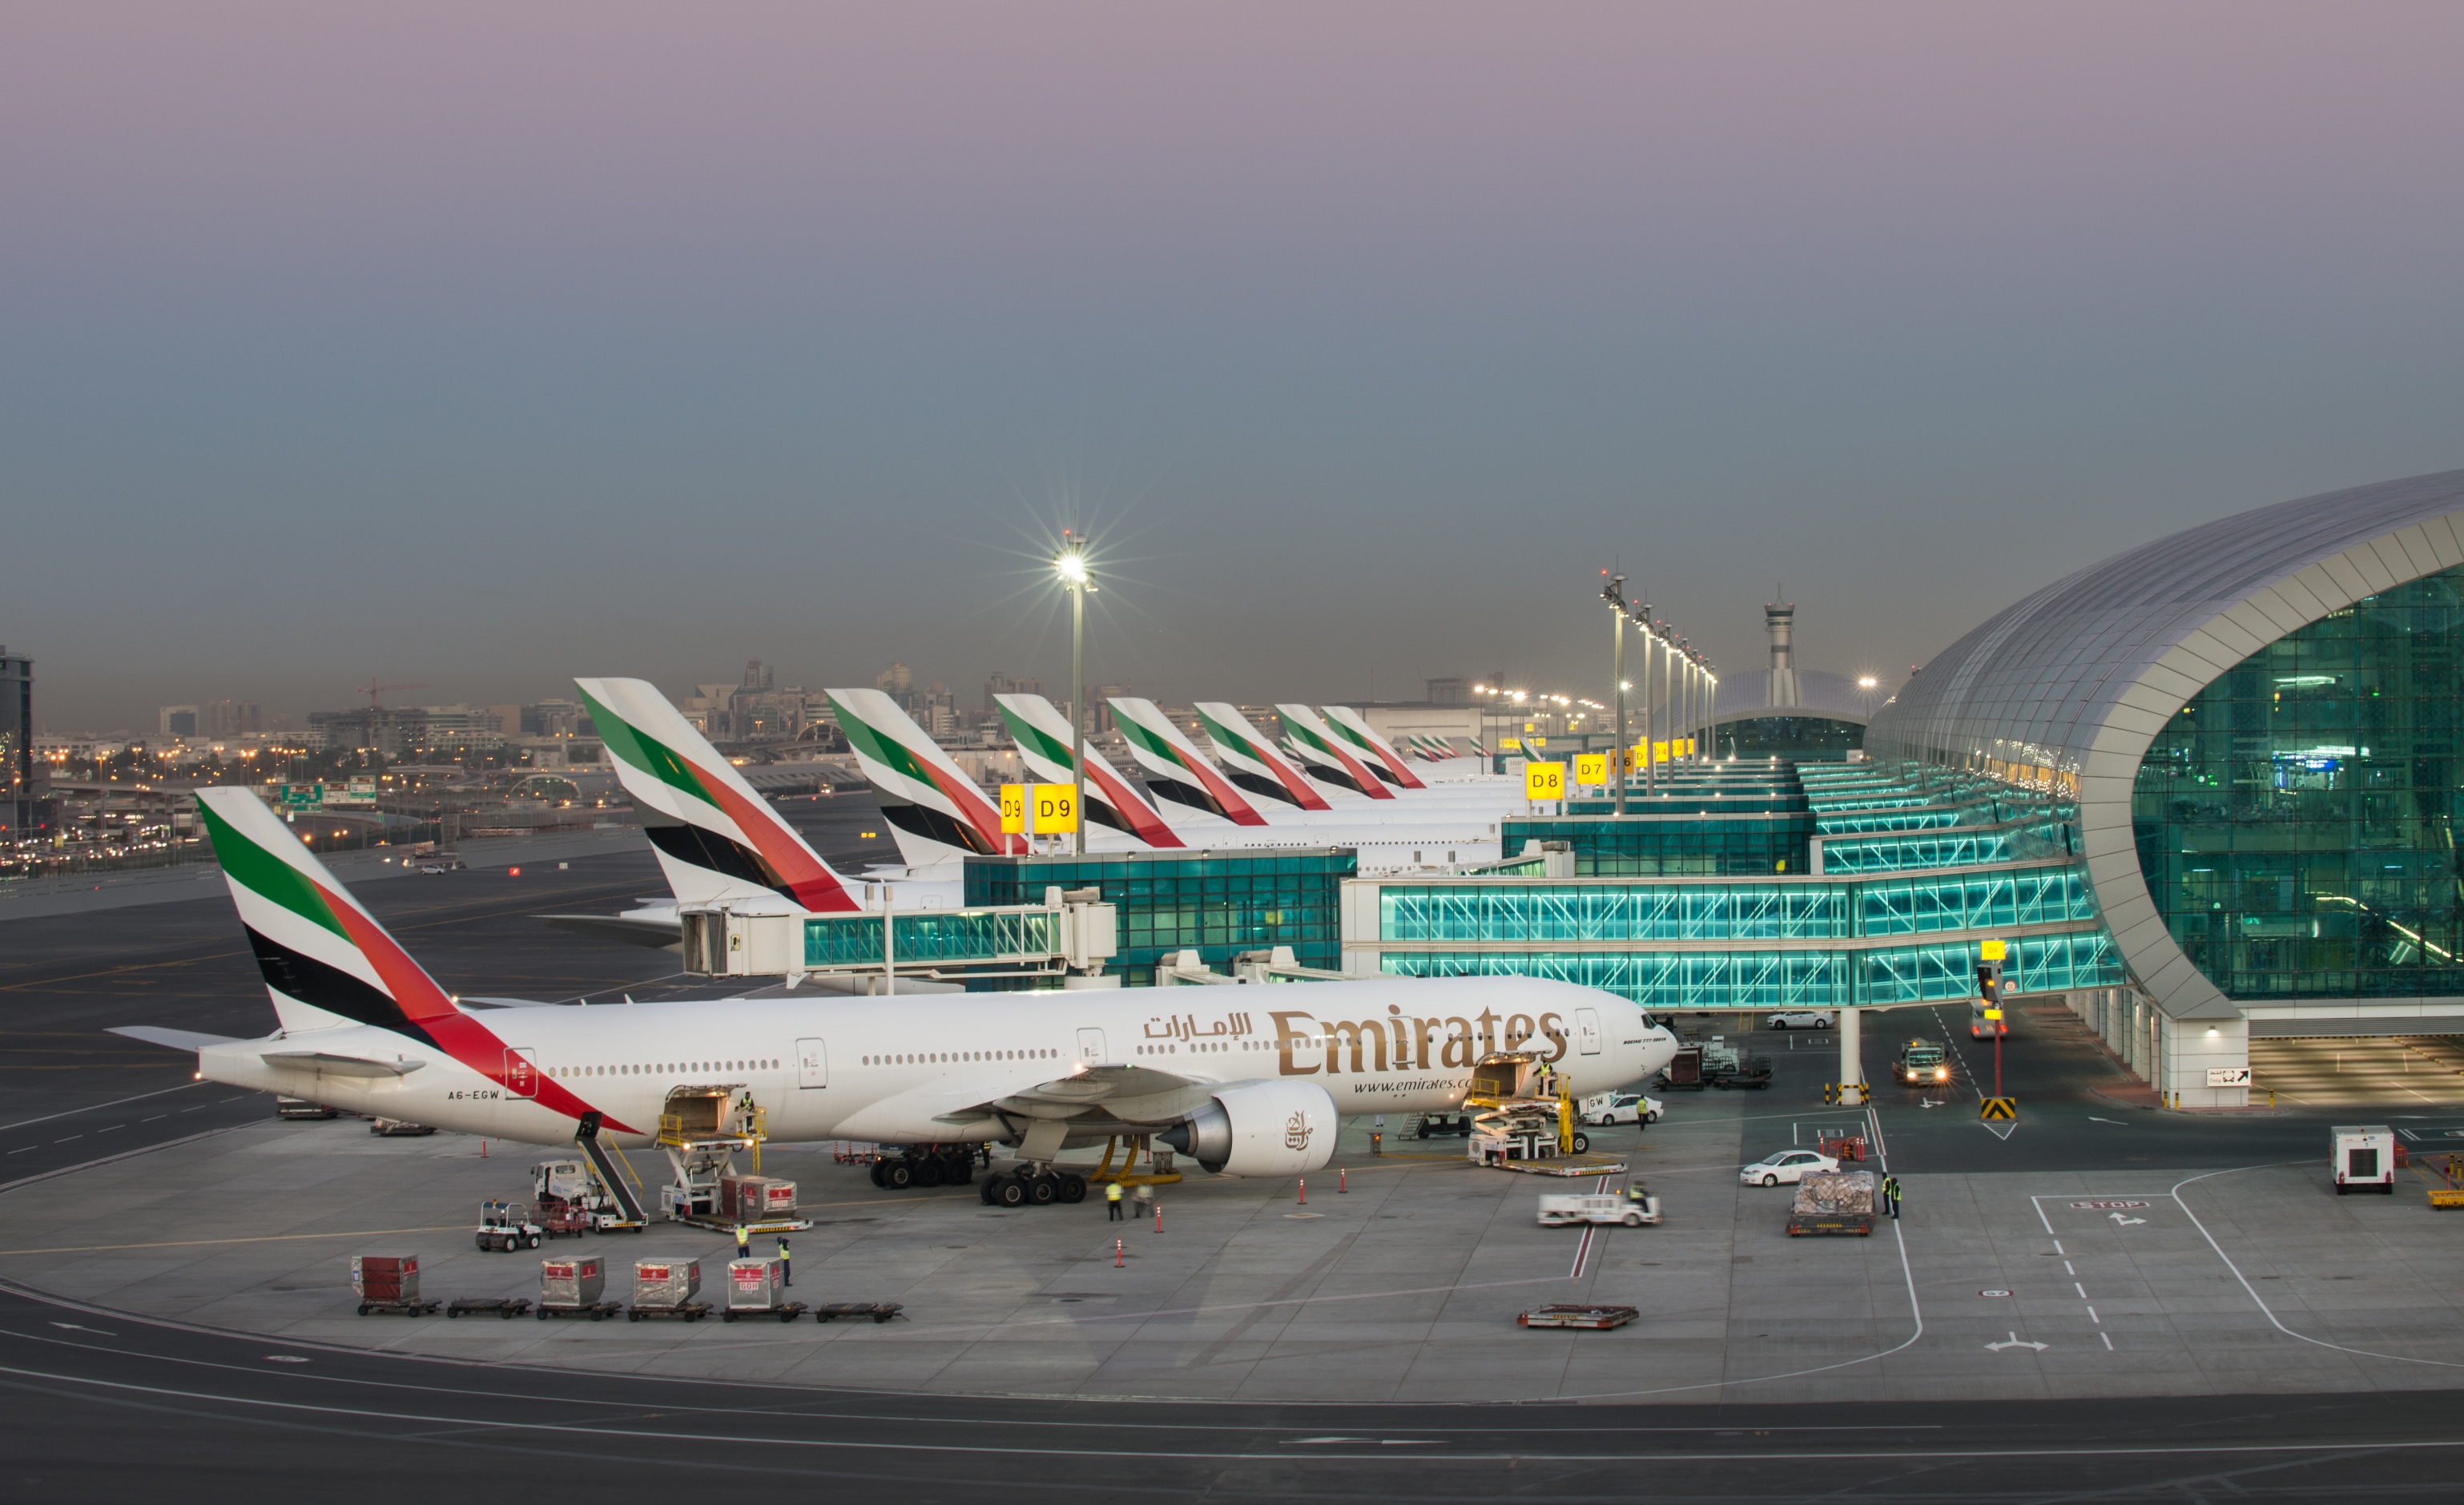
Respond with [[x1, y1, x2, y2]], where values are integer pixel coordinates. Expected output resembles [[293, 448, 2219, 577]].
[[1468, 1052, 1535, 1102]]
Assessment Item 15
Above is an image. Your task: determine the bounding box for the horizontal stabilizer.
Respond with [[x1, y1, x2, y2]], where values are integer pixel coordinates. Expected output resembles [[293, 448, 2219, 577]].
[[260, 1050, 427, 1077], [107, 1025, 242, 1052]]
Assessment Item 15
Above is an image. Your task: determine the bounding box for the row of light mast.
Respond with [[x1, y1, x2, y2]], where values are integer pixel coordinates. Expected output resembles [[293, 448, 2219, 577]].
[[1603, 571, 1715, 816]]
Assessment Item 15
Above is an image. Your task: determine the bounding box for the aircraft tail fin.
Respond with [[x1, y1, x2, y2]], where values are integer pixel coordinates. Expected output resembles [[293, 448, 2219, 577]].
[[993, 694, 1184, 847], [1319, 706, 1428, 789], [1108, 698, 1270, 827], [1274, 703, 1396, 799], [195, 787, 465, 1039], [1193, 702, 1333, 811], [827, 687, 1027, 865], [576, 678, 860, 912]]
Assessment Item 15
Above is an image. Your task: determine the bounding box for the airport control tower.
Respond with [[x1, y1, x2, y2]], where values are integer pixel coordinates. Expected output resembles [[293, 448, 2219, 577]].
[[1764, 597, 1799, 708]]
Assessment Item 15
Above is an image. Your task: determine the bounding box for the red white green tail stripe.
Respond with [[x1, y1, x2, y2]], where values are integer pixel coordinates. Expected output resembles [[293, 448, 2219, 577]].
[[1108, 698, 1270, 827], [1193, 702, 1332, 811], [1319, 706, 1429, 789], [577, 678, 860, 912], [827, 687, 1029, 865], [1273, 704, 1397, 799], [994, 694, 1183, 847]]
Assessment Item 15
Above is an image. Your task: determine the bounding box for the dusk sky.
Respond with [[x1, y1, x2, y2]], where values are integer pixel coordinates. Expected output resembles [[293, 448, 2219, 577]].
[[6, 4, 2462, 729]]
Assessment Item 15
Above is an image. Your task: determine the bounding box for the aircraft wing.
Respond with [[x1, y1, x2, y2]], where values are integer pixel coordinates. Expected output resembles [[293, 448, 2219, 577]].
[[108, 1025, 242, 1052], [996, 1062, 1214, 1109]]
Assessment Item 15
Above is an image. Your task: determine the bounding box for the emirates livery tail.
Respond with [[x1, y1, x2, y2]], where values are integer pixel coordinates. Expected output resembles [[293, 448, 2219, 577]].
[[1108, 698, 1270, 827], [1319, 706, 1428, 790], [994, 694, 1183, 847], [827, 687, 1029, 867], [1274, 704, 1397, 799], [1193, 702, 1333, 811], [577, 678, 861, 912]]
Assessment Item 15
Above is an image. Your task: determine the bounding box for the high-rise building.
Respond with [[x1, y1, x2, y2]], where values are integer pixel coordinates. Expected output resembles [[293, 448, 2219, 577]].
[[159, 705, 199, 738], [0, 647, 34, 835], [984, 670, 1043, 717], [875, 662, 914, 710], [743, 659, 775, 693], [204, 699, 263, 738]]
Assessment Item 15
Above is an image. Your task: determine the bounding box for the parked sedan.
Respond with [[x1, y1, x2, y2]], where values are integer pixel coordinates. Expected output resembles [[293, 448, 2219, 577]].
[[1763, 1010, 1836, 1030], [1740, 1149, 1839, 1187]]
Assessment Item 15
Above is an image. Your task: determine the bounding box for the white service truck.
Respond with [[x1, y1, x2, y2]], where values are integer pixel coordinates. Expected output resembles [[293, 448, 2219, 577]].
[[2332, 1125, 2396, 1194], [1537, 1190, 1661, 1227]]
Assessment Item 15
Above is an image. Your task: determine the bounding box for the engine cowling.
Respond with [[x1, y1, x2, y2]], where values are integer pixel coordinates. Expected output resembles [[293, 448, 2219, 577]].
[[1158, 1080, 1338, 1177]]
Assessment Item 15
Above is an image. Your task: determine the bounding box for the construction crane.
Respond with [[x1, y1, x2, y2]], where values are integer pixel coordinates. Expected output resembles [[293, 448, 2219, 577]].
[[356, 679, 429, 708]]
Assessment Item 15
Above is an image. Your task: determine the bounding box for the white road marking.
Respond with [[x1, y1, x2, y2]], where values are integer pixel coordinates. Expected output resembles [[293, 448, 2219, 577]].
[[0, 1080, 206, 1133], [2100, 1331, 2115, 1350]]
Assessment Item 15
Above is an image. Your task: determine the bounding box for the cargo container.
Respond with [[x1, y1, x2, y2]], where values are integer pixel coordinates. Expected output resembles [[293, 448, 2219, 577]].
[[540, 1256, 606, 1309], [351, 1254, 419, 1303], [719, 1176, 798, 1221], [634, 1258, 701, 1307]]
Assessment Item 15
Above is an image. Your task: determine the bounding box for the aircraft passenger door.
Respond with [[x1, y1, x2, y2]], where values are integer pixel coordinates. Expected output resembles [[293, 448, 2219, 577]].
[[795, 1037, 828, 1089], [1574, 1009, 1602, 1056], [503, 1048, 540, 1097], [1076, 1027, 1107, 1065]]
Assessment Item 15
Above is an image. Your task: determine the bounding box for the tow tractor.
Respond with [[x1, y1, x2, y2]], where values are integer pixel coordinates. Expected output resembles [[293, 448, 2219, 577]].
[[474, 1199, 543, 1252], [1894, 1037, 1951, 1089]]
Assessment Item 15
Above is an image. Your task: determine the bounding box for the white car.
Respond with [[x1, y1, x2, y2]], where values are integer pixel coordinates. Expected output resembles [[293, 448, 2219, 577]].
[[1580, 1091, 1664, 1127], [1740, 1150, 1839, 1187], [1764, 1010, 1835, 1030]]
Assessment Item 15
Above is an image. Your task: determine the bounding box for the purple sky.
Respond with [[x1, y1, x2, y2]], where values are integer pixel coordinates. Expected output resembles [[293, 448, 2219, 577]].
[[6, 4, 2462, 728]]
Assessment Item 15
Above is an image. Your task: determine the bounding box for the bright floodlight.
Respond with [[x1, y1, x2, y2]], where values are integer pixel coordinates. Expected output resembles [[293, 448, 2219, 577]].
[[1858, 675, 1880, 689], [1053, 548, 1089, 585]]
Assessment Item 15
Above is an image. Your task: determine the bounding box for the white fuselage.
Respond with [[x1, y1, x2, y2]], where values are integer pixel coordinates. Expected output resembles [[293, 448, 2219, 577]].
[[200, 977, 1674, 1153]]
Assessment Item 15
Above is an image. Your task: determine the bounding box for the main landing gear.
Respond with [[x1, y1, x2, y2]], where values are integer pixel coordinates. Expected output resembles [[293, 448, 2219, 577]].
[[870, 1147, 980, 1191], [980, 1168, 1087, 1208]]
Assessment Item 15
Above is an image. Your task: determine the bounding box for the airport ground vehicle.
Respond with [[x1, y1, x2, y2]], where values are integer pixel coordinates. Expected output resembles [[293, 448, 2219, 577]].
[[276, 1097, 337, 1120], [2333, 1125, 2397, 1193], [1741, 1149, 1838, 1187], [475, 1200, 543, 1252], [1579, 1091, 1663, 1126], [368, 1118, 435, 1136], [1764, 1010, 1835, 1030], [1969, 1001, 2009, 1039], [1895, 1038, 1951, 1087], [1537, 1189, 1661, 1226], [1708, 1055, 1773, 1090]]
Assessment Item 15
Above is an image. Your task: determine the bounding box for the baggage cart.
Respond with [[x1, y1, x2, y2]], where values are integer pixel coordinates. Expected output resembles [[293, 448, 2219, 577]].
[[445, 1298, 533, 1319], [537, 1255, 620, 1318], [1517, 1304, 1638, 1330], [1818, 1133, 1868, 1163], [721, 1258, 807, 1322], [536, 1201, 594, 1239], [1659, 1047, 1705, 1092], [476, 1199, 543, 1252], [811, 1302, 905, 1324], [356, 1298, 443, 1317], [1710, 1054, 1774, 1089]]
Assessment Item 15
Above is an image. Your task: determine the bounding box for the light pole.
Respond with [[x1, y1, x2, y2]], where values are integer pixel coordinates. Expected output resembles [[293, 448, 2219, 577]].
[[1603, 573, 1627, 816], [1053, 534, 1093, 857]]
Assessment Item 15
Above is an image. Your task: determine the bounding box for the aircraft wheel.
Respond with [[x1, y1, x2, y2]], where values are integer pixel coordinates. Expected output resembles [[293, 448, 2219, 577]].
[[979, 1175, 1002, 1205], [885, 1160, 915, 1190], [1028, 1175, 1058, 1206], [868, 1161, 887, 1188], [943, 1155, 973, 1186], [995, 1177, 1028, 1209], [916, 1157, 945, 1189], [1058, 1173, 1087, 1204]]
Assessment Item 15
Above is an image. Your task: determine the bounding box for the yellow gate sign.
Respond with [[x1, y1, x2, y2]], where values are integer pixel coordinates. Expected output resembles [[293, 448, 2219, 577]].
[[1979, 1097, 2017, 1121], [1524, 761, 1566, 801], [1574, 752, 1608, 787], [1033, 783, 1078, 833], [999, 783, 1026, 834]]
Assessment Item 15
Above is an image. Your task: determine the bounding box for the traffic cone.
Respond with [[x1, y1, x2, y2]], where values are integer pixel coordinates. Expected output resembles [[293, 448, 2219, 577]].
[[1115, 1238, 1124, 1268], [481, 1139, 488, 1158], [1339, 1168, 1348, 1193], [1153, 1201, 1162, 1233], [1298, 1177, 1306, 1205]]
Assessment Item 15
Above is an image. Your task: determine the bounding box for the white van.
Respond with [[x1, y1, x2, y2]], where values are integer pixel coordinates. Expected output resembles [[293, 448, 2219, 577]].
[[2332, 1125, 2396, 1194], [1580, 1090, 1664, 1127]]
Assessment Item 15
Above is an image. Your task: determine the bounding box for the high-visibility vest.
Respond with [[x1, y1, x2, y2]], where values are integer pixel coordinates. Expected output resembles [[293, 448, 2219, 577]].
[[1106, 1181, 1123, 1201]]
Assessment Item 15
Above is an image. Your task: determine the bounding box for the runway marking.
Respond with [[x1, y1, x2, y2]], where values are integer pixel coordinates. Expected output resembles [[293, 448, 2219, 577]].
[[0, 1081, 206, 1133], [17, 1356, 2444, 1465], [2172, 1164, 2464, 1373]]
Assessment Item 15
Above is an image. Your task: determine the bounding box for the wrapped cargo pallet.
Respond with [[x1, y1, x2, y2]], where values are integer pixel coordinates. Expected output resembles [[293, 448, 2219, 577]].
[[1787, 1170, 1878, 1236]]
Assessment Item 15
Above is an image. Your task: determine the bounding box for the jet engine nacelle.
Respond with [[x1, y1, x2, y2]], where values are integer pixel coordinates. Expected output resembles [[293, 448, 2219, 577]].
[[1158, 1080, 1339, 1177]]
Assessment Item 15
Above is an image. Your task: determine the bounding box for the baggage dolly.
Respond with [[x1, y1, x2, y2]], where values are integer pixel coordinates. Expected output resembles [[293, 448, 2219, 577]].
[[627, 1300, 714, 1322], [721, 1301, 807, 1324], [356, 1298, 443, 1318], [535, 1300, 625, 1321], [445, 1298, 533, 1318], [811, 1302, 904, 1324]]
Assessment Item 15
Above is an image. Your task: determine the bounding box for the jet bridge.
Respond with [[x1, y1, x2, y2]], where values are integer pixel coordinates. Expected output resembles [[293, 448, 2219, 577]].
[[681, 886, 1117, 985]]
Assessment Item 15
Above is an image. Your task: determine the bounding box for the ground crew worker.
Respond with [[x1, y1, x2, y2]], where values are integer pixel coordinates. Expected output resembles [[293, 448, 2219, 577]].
[[778, 1234, 791, 1286], [735, 1224, 750, 1259], [1882, 1173, 1902, 1219], [1105, 1181, 1125, 1221]]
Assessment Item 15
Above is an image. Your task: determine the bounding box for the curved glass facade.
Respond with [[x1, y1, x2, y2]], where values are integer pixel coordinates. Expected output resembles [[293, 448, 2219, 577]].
[[2135, 564, 2464, 999]]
